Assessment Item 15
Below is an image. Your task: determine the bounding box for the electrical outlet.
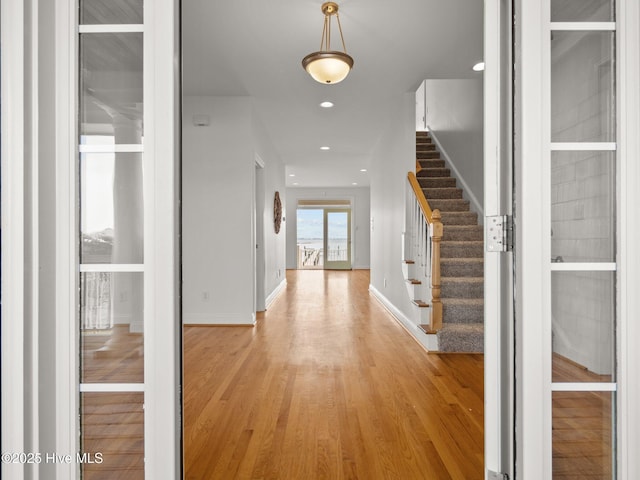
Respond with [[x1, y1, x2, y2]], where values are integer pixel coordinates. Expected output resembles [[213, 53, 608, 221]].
[[384, 278, 387, 288], [202, 291, 209, 301]]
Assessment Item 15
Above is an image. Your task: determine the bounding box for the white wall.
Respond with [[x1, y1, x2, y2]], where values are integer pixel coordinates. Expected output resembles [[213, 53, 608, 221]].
[[369, 94, 416, 316], [421, 79, 484, 213], [285, 187, 370, 270], [182, 96, 286, 324], [252, 109, 287, 306]]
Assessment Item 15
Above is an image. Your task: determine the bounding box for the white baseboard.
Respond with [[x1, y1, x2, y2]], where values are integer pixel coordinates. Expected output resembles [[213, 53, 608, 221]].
[[368, 285, 438, 351], [265, 278, 287, 309], [183, 312, 256, 326]]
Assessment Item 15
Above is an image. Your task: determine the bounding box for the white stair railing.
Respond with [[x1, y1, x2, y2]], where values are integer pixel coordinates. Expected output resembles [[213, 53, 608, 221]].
[[405, 172, 443, 332]]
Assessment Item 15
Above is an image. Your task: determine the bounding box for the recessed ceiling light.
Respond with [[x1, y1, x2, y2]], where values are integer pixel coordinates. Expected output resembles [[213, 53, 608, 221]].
[[320, 101, 334, 108], [360, 169, 367, 172], [472, 62, 485, 72], [289, 174, 296, 177], [320, 146, 330, 150], [352, 182, 358, 186], [293, 182, 299, 185]]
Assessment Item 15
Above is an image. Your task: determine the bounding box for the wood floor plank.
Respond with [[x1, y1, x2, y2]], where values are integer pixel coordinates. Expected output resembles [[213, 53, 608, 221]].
[[184, 270, 485, 479]]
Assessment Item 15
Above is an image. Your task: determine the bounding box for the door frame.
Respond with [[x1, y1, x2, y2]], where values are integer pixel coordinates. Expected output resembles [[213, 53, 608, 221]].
[[484, 0, 515, 478], [254, 154, 266, 312]]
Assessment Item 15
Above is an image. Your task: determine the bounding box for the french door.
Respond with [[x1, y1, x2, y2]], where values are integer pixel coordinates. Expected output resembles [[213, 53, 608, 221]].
[[76, 1, 181, 477], [0, 0, 180, 478], [492, 0, 640, 478], [323, 208, 352, 270]]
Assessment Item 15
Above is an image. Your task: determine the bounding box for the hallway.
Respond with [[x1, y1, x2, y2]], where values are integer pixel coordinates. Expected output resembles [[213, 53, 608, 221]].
[[183, 270, 484, 479]]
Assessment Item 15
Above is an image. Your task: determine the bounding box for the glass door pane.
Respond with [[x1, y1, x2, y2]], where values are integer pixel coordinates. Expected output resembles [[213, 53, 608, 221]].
[[78, 1, 145, 477], [324, 209, 351, 270], [548, 2, 617, 478], [296, 209, 324, 269]]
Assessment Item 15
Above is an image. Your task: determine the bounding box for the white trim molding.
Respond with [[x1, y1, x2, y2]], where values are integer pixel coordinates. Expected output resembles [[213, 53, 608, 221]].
[[618, 0, 640, 478], [78, 24, 144, 33], [265, 279, 287, 309], [551, 383, 617, 392], [143, 0, 182, 477], [55, 0, 79, 478], [183, 313, 257, 326], [1, 1, 26, 478], [515, 0, 549, 477], [80, 383, 145, 393], [368, 285, 438, 352]]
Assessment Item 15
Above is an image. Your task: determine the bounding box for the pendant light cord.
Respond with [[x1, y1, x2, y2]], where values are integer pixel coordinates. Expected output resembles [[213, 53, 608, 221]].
[[320, 10, 348, 54]]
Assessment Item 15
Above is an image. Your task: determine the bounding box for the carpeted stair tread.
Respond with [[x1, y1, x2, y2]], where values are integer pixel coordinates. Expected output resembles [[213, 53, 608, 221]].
[[417, 167, 450, 178], [422, 187, 463, 199], [418, 159, 446, 169], [416, 143, 437, 151], [436, 323, 484, 353], [428, 199, 470, 212], [417, 150, 441, 159], [443, 225, 483, 241], [441, 258, 484, 277], [418, 177, 457, 188], [441, 241, 484, 258]]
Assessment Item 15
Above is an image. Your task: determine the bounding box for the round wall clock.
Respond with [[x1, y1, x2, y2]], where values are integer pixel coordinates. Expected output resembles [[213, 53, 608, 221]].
[[274, 191, 282, 234]]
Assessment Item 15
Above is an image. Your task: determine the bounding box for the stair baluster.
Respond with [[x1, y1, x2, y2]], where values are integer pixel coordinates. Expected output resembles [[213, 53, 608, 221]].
[[406, 171, 443, 333]]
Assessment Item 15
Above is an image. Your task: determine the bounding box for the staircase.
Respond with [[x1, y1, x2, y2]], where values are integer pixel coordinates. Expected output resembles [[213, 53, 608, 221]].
[[414, 131, 484, 352]]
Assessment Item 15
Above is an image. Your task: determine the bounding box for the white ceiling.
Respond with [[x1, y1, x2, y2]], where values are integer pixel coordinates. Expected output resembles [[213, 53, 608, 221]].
[[182, 0, 483, 188]]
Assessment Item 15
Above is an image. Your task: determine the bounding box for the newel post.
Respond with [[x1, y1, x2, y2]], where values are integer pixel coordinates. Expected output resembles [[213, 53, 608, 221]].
[[430, 209, 443, 332]]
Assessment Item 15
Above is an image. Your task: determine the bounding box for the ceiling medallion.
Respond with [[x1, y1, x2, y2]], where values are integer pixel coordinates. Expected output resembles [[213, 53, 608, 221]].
[[302, 2, 354, 85]]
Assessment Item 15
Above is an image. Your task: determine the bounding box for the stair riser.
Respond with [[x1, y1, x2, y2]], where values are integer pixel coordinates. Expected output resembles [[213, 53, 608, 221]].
[[443, 227, 483, 241], [417, 151, 440, 159], [402, 262, 415, 279], [406, 282, 428, 302], [441, 243, 484, 258], [437, 328, 484, 353], [440, 213, 478, 226], [418, 159, 446, 169], [417, 168, 450, 178], [441, 262, 484, 277], [423, 188, 463, 199], [418, 177, 456, 188], [416, 144, 436, 151], [428, 200, 470, 212], [443, 303, 484, 324], [441, 282, 484, 299]]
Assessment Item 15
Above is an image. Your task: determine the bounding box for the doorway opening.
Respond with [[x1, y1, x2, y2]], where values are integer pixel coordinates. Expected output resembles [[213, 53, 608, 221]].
[[296, 200, 352, 270]]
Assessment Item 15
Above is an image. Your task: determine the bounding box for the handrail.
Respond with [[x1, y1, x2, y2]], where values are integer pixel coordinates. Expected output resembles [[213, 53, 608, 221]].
[[406, 171, 443, 333], [407, 172, 433, 224]]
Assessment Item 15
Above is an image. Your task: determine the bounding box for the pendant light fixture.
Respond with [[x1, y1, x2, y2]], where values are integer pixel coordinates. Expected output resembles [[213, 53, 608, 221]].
[[302, 2, 354, 85]]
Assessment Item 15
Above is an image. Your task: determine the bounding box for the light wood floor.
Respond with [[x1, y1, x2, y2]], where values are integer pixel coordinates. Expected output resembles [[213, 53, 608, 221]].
[[552, 355, 613, 479], [183, 270, 484, 480]]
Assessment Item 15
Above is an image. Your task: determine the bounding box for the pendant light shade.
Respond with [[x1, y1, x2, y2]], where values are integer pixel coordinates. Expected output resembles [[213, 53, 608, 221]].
[[302, 2, 354, 84]]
